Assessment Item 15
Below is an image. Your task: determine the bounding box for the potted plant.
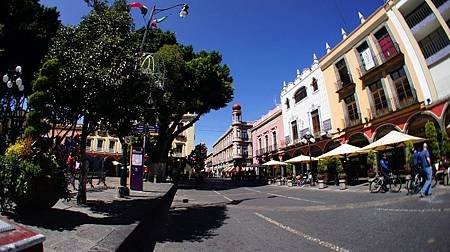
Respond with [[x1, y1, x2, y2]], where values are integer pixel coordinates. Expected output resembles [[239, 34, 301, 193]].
[[335, 158, 346, 190], [425, 121, 441, 170], [317, 159, 328, 189], [367, 150, 377, 180], [1, 138, 69, 214]]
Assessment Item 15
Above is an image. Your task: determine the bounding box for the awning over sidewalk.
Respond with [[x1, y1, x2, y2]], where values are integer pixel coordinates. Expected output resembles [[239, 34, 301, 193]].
[[362, 130, 424, 151], [318, 144, 363, 159], [285, 155, 317, 163]]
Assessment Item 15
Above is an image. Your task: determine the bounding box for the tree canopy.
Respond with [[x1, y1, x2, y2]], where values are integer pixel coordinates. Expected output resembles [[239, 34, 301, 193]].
[[26, 0, 234, 202], [147, 44, 233, 163], [187, 143, 208, 173]]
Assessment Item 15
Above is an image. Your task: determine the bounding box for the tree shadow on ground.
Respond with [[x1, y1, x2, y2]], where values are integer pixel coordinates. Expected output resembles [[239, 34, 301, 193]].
[[7, 194, 162, 231], [158, 203, 228, 243], [177, 178, 268, 191]]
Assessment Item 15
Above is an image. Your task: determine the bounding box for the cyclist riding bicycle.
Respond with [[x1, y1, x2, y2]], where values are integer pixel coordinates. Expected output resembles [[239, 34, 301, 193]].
[[379, 154, 390, 191]]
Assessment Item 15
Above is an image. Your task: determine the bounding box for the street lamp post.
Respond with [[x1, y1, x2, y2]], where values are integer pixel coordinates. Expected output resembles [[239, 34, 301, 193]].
[[138, 3, 189, 56], [1, 65, 26, 149], [301, 131, 316, 186], [117, 3, 189, 195]]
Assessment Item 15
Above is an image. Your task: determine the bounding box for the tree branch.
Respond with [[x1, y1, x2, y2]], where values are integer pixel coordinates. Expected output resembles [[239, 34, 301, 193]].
[[173, 113, 202, 137]]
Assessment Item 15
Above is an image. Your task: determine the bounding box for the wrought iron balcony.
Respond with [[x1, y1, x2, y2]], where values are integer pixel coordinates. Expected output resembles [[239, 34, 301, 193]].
[[405, 2, 433, 28], [369, 103, 392, 120], [284, 136, 291, 145], [358, 42, 402, 78], [334, 72, 355, 91], [344, 112, 362, 128], [268, 144, 278, 152]]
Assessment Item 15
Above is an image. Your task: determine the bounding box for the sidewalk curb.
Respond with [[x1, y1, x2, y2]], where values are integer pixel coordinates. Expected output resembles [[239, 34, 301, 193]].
[[116, 184, 178, 251]]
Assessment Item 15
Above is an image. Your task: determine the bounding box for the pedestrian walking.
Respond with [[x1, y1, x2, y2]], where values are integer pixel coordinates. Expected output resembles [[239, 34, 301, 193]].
[[379, 154, 390, 191], [419, 143, 432, 197]]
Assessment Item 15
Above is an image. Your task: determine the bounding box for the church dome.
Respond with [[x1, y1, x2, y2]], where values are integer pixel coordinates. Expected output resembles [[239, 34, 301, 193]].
[[232, 103, 241, 111]]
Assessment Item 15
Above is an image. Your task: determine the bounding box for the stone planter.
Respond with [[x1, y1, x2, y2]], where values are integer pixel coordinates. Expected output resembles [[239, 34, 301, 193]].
[[339, 179, 347, 190], [15, 176, 60, 214], [318, 180, 326, 189]]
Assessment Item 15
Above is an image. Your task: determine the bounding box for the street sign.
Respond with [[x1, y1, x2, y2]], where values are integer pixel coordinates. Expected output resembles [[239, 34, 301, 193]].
[[129, 146, 144, 191], [147, 125, 159, 133]]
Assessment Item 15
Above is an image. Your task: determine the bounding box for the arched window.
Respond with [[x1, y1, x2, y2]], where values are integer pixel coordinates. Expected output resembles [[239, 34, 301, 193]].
[[285, 98, 290, 109], [311, 77, 318, 91], [294, 87, 307, 103]]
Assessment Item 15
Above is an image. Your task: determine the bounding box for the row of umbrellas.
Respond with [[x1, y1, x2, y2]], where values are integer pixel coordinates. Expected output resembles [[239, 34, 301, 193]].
[[262, 130, 424, 166]]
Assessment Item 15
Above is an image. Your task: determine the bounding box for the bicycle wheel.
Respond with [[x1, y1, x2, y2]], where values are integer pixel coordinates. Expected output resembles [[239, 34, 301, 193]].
[[409, 178, 421, 194], [369, 178, 382, 193], [431, 174, 437, 188], [390, 178, 402, 193]]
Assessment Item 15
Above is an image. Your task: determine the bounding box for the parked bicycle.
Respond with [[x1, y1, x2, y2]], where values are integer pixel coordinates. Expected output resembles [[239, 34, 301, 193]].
[[369, 172, 402, 193]]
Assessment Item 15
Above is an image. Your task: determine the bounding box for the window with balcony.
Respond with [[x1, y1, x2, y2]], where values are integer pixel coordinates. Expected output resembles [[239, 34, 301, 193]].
[[242, 146, 248, 158], [241, 129, 248, 140], [175, 143, 183, 154], [86, 138, 92, 151], [344, 95, 360, 126], [291, 120, 299, 143], [272, 131, 277, 150], [311, 109, 321, 136], [374, 27, 398, 60], [418, 27, 450, 59], [405, 2, 433, 28], [335, 58, 352, 86], [97, 139, 103, 151], [311, 78, 318, 91], [264, 135, 269, 153], [369, 80, 389, 118], [357, 41, 376, 71], [294, 86, 307, 103], [109, 140, 115, 153], [390, 67, 415, 108]]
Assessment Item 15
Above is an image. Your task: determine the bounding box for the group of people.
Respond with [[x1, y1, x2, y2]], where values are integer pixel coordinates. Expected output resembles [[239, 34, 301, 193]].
[[379, 142, 433, 197]]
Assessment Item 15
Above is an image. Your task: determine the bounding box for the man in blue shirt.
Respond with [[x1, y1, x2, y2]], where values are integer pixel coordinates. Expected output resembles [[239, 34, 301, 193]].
[[379, 154, 390, 191], [419, 143, 432, 197]]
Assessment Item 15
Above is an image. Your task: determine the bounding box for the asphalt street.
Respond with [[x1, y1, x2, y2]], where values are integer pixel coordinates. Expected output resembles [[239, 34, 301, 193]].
[[155, 178, 450, 252]]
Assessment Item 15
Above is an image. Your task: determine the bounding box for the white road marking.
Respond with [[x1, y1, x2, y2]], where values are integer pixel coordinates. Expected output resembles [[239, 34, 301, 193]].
[[245, 188, 325, 204], [213, 190, 233, 202], [376, 208, 450, 213], [254, 212, 351, 252]]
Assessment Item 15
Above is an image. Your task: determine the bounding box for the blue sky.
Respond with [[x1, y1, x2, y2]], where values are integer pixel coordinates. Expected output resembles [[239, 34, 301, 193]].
[[40, 0, 383, 151]]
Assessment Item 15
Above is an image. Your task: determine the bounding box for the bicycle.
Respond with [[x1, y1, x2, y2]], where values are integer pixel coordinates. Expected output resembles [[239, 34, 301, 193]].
[[369, 172, 402, 193], [406, 167, 438, 194]]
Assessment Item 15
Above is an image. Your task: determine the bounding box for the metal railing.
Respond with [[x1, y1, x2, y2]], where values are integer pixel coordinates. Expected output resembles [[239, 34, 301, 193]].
[[334, 72, 354, 91], [268, 144, 278, 152], [419, 28, 450, 59], [405, 2, 433, 28], [369, 102, 392, 119], [312, 131, 321, 138], [432, 0, 447, 8], [358, 43, 401, 77], [344, 112, 362, 128], [284, 136, 291, 145]]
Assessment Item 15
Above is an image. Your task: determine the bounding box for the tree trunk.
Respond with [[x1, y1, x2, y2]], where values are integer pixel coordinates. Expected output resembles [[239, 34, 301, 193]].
[[76, 117, 89, 205]]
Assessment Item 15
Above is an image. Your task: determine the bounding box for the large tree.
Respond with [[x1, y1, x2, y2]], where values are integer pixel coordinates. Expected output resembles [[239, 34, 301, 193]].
[[41, 0, 145, 204], [146, 44, 233, 173]]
